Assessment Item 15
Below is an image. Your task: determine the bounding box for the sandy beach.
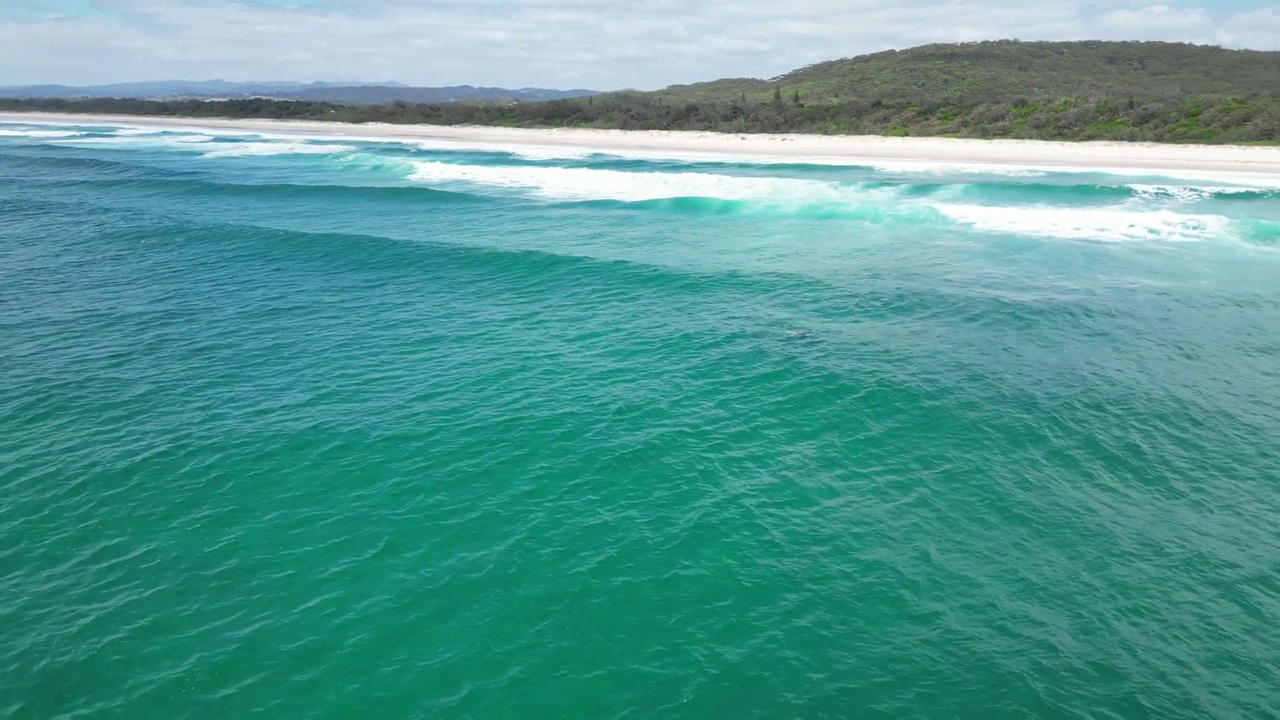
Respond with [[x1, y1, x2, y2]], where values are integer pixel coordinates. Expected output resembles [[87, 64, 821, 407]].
[[4, 111, 1280, 176]]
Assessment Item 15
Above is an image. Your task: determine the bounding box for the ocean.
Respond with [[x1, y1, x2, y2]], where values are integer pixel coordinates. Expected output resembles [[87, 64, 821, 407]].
[[2, 120, 1278, 719]]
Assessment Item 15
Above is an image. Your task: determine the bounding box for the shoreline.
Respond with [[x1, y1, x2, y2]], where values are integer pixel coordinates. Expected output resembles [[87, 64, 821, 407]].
[[5, 111, 1280, 176]]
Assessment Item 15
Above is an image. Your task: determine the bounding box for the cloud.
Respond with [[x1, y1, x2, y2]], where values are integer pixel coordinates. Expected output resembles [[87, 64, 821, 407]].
[[1097, 4, 1214, 40], [0, 0, 1276, 88], [1216, 7, 1280, 47]]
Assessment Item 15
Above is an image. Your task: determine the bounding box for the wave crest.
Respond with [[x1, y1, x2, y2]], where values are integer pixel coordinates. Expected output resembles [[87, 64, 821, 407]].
[[934, 204, 1232, 242], [202, 142, 357, 158], [0, 128, 83, 138], [406, 161, 896, 204]]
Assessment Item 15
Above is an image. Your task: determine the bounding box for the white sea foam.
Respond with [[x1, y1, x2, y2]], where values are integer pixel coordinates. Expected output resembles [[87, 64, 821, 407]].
[[411, 146, 1280, 190], [934, 203, 1230, 243], [112, 127, 162, 136], [864, 159, 1280, 190], [868, 160, 1051, 177], [1127, 184, 1266, 202], [1127, 184, 1215, 202], [406, 161, 896, 204], [49, 134, 217, 148], [510, 146, 597, 161], [0, 128, 82, 138], [409, 138, 598, 161], [201, 142, 357, 158], [406, 160, 1240, 242]]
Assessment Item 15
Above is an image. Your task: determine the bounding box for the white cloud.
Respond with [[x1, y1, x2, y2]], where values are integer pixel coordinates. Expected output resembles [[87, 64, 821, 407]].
[[0, 0, 1276, 89], [1097, 4, 1214, 39], [1216, 7, 1280, 47]]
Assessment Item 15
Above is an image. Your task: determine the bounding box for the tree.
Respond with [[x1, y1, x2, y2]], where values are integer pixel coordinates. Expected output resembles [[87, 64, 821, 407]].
[[773, 85, 782, 104]]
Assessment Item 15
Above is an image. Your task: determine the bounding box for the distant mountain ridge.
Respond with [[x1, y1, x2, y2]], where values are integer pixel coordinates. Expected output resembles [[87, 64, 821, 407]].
[[0, 81, 597, 104]]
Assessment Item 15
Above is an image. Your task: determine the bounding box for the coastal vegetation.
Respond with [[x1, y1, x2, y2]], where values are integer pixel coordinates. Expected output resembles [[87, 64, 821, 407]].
[[4, 41, 1279, 143], [6, 94, 1278, 144]]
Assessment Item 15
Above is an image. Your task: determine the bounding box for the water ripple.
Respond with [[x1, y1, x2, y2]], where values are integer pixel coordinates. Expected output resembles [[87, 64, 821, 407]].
[[3, 135, 1280, 719]]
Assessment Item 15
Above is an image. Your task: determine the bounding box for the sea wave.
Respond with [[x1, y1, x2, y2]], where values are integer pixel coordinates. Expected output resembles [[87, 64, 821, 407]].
[[1125, 184, 1273, 202], [933, 203, 1232, 242], [404, 160, 1264, 242], [50, 133, 217, 147], [202, 142, 358, 158], [406, 161, 898, 203], [10, 119, 1275, 246], [0, 128, 83, 138], [411, 140, 598, 161], [869, 159, 1051, 177], [866, 160, 1280, 189]]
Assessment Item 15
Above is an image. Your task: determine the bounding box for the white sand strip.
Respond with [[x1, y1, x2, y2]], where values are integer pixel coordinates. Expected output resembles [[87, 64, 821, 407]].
[[4, 111, 1280, 177]]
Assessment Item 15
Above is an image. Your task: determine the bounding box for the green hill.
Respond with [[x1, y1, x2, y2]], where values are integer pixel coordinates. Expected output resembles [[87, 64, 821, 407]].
[[641, 41, 1280, 104]]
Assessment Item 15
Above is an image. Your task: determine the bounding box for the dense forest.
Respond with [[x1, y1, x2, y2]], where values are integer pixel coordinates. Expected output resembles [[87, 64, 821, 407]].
[[642, 40, 1280, 104], [4, 41, 1280, 143]]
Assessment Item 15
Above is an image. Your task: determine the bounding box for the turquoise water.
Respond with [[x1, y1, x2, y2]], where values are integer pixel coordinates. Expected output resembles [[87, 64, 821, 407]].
[[2, 120, 1279, 719]]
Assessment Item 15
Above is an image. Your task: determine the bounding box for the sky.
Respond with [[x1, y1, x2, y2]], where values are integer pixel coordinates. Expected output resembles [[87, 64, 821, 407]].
[[1, 0, 1278, 89]]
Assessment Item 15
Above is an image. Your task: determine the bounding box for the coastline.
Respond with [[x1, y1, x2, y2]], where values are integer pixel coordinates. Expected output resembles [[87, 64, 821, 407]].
[[4, 111, 1280, 176]]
